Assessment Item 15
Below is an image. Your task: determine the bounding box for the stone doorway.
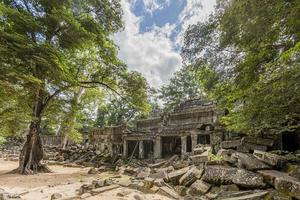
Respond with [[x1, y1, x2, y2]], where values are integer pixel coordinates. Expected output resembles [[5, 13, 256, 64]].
[[127, 140, 139, 158], [282, 132, 300, 152], [161, 136, 181, 158]]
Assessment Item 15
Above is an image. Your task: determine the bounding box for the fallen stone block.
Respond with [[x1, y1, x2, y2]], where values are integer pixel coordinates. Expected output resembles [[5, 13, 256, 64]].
[[174, 185, 187, 196], [232, 169, 265, 189], [220, 184, 240, 192], [87, 167, 98, 174], [202, 165, 237, 185], [92, 179, 106, 188], [164, 166, 190, 185], [193, 147, 206, 155], [143, 177, 155, 189], [203, 166, 265, 189], [188, 180, 211, 195], [217, 149, 236, 162], [90, 185, 119, 195], [136, 167, 151, 179], [179, 167, 203, 186], [50, 193, 62, 200], [231, 152, 271, 171], [190, 151, 209, 165], [257, 170, 300, 199], [253, 150, 287, 168], [221, 140, 241, 149], [219, 190, 269, 200], [242, 137, 274, 147], [237, 143, 267, 153], [159, 186, 180, 199]]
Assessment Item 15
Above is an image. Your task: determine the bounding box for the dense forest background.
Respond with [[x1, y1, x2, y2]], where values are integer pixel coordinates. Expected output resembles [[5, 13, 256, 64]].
[[0, 0, 299, 144]]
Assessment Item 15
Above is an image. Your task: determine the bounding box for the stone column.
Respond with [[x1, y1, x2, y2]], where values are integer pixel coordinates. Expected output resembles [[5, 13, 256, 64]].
[[123, 139, 128, 157], [181, 136, 187, 155], [191, 133, 198, 151], [139, 140, 144, 159], [154, 137, 162, 159]]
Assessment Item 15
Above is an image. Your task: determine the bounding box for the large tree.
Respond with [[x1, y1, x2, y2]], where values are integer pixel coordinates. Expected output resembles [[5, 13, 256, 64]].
[[182, 0, 300, 135], [0, 0, 149, 174]]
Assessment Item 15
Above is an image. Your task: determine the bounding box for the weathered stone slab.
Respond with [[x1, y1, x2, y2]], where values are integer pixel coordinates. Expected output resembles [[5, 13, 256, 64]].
[[221, 140, 241, 149], [159, 186, 180, 199], [231, 152, 271, 171], [191, 150, 209, 164], [90, 185, 119, 195], [217, 149, 236, 162], [179, 167, 203, 186], [136, 167, 151, 179], [219, 190, 269, 200], [257, 170, 300, 199], [203, 166, 265, 188], [193, 147, 206, 155], [188, 180, 211, 195], [202, 165, 237, 184], [164, 166, 190, 185], [243, 137, 274, 147], [237, 143, 267, 153], [253, 150, 287, 168], [143, 177, 155, 189], [232, 169, 265, 189]]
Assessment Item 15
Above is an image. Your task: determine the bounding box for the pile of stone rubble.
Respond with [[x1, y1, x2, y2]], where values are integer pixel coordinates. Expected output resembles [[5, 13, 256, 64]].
[[77, 148, 300, 200]]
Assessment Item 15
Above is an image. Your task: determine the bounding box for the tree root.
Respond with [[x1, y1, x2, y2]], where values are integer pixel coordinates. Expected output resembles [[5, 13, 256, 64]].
[[9, 163, 52, 175]]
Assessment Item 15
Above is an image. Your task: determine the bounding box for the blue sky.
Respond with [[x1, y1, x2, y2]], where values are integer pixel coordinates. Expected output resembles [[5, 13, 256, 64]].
[[114, 0, 216, 88]]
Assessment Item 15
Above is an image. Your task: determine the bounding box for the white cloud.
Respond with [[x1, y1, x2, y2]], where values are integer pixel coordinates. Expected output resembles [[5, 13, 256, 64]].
[[128, 0, 170, 14], [114, 0, 216, 88], [176, 0, 216, 46], [114, 0, 182, 88]]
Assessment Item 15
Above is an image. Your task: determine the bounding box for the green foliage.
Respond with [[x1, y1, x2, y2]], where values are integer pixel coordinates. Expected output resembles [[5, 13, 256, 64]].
[[159, 66, 202, 112], [0, 0, 150, 141], [183, 0, 300, 135]]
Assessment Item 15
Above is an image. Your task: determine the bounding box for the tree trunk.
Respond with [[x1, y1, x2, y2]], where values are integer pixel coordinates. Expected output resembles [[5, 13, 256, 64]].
[[14, 88, 51, 174], [60, 88, 85, 149], [17, 122, 51, 174]]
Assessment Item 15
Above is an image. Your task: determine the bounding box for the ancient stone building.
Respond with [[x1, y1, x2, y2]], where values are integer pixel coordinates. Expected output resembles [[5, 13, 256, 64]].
[[122, 98, 223, 159], [88, 98, 222, 159]]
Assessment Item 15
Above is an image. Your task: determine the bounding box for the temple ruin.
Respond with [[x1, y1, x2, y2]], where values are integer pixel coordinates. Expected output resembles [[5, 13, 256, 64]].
[[89, 98, 226, 159]]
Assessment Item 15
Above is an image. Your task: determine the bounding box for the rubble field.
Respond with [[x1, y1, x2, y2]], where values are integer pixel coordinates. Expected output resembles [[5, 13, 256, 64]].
[[1, 141, 300, 200]]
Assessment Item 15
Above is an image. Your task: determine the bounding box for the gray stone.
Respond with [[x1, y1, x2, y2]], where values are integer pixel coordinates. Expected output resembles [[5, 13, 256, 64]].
[[218, 190, 269, 200], [217, 149, 236, 162], [202, 165, 237, 184], [91, 185, 120, 195], [179, 167, 203, 186], [231, 152, 271, 171], [237, 143, 267, 153], [253, 150, 287, 168], [203, 166, 265, 189], [188, 180, 211, 195], [136, 167, 151, 179], [50, 193, 62, 200], [242, 137, 274, 147], [190, 150, 209, 164], [87, 167, 98, 174], [159, 186, 180, 199], [257, 170, 300, 199], [92, 179, 106, 188], [220, 184, 240, 192], [221, 140, 241, 149], [143, 177, 155, 189], [174, 186, 187, 196], [164, 166, 190, 185], [232, 169, 265, 189]]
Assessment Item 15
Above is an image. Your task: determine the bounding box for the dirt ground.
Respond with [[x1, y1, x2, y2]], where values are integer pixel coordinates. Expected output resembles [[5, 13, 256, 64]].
[[0, 159, 172, 200]]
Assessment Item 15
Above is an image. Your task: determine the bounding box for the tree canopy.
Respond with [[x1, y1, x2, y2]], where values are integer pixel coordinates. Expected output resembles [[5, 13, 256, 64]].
[[182, 0, 300, 135]]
